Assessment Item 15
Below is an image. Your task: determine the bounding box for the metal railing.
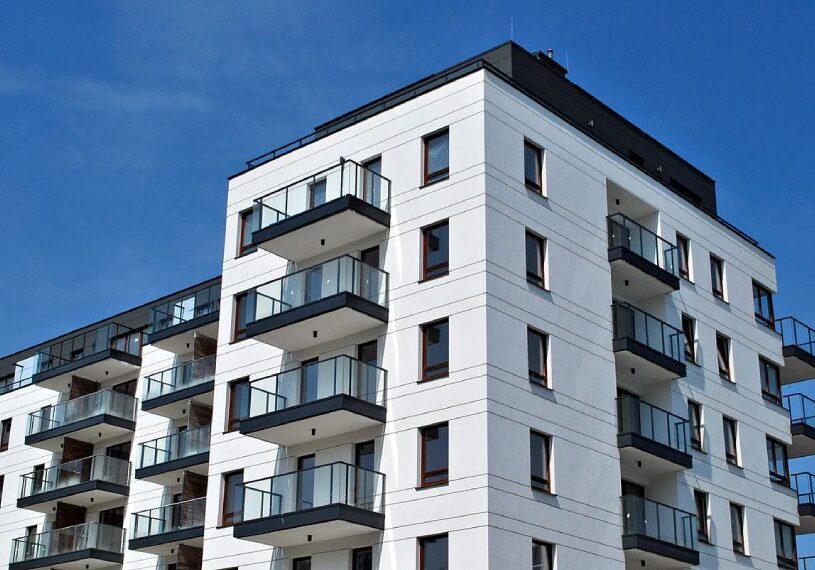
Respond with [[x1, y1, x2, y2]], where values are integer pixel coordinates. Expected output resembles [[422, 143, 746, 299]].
[[801, 556, 815, 569], [27, 390, 137, 436], [20, 455, 130, 499], [131, 497, 206, 539], [10, 522, 125, 562], [784, 393, 815, 428], [612, 302, 684, 364], [137, 425, 211, 469], [621, 495, 697, 552], [607, 213, 678, 276], [792, 473, 815, 506], [776, 316, 815, 357], [148, 283, 221, 335], [247, 255, 388, 324], [143, 355, 216, 402], [36, 323, 142, 374], [617, 395, 689, 454], [241, 462, 384, 522]]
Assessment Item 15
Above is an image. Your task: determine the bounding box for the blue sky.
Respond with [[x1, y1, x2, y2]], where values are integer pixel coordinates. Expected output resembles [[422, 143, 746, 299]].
[[1, 1, 813, 358]]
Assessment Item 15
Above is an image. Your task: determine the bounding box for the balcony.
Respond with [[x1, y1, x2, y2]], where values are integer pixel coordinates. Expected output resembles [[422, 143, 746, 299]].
[[25, 390, 137, 451], [251, 159, 391, 262], [245, 255, 388, 352], [33, 323, 142, 392], [129, 497, 206, 554], [607, 214, 680, 299], [612, 302, 686, 390], [784, 393, 815, 458], [135, 425, 210, 485], [792, 473, 815, 534], [234, 462, 384, 547], [802, 557, 815, 569], [776, 317, 815, 384], [621, 495, 699, 567], [617, 395, 691, 481], [146, 282, 220, 353], [18, 455, 130, 512], [9, 523, 125, 570], [240, 355, 386, 446], [142, 355, 216, 418]]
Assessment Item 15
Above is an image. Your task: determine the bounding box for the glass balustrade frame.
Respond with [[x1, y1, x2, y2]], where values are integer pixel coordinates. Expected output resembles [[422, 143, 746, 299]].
[[19, 455, 131, 502], [607, 213, 679, 279], [142, 355, 216, 404], [26, 389, 137, 439]]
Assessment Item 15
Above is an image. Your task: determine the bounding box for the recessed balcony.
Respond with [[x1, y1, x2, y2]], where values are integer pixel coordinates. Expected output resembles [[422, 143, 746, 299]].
[[146, 282, 220, 354], [784, 393, 815, 458], [141, 355, 216, 418], [233, 462, 384, 547], [32, 323, 142, 392], [776, 317, 815, 384], [244, 255, 388, 352], [621, 495, 699, 567], [25, 390, 137, 451], [617, 395, 691, 482], [135, 425, 210, 485], [792, 472, 815, 534], [240, 355, 386, 446], [17, 455, 130, 513], [9, 522, 125, 570], [251, 159, 391, 262], [129, 497, 206, 554]]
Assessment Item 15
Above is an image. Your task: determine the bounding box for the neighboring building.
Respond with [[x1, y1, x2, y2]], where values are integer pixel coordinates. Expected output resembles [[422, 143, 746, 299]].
[[0, 41, 810, 570]]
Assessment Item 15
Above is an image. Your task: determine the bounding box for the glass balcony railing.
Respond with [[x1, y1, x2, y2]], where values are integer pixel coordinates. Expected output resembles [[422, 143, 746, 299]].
[[10, 522, 125, 563], [792, 472, 815, 506], [612, 302, 684, 364], [36, 323, 142, 375], [253, 159, 391, 230], [607, 213, 678, 276], [247, 255, 388, 324], [776, 316, 815, 357], [27, 390, 137, 437], [20, 455, 130, 499], [241, 462, 384, 522], [617, 395, 689, 454], [137, 425, 211, 470], [148, 283, 221, 336], [248, 355, 385, 418], [784, 393, 815, 428], [621, 495, 697, 552], [143, 355, 216, 402], [131, 497, 206, 540], [802, 556, 815, 570]]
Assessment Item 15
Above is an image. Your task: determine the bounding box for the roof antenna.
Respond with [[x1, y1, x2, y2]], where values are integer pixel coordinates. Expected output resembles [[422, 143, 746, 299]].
[[510, 16, 514, 41]]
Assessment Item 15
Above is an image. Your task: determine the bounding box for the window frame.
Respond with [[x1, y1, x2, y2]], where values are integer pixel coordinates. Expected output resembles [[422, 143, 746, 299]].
[[419, 423, 449, 488], [694, 489, 709, 543], [752, 280, 775, 328], [716, 332, 732, 381], [422, 129, 450, 186], [681, 314, 696, 363], [226, 377, 250, 432], [233, 292, 251, 342], [421, 220, 450, 281], [221, 469, 244, 527], [527, 327, 549, 387], [730, 502, 746, 554], [237, 207, 258, 257], [710, 254, 726, 301], [352, 546, 373, 570], [688, 400, 703, 451], [723, 416, 739, 466], [530, 430, 552, 493], [418, 533, 448, 570], [523, 139, 544, 194], [525, 230, 547, 289], [532, 539, 554, 570], [774, 519, 797, 569], [292, 557, 311, 570], [759, 356, 782, 405], [421, 318, 449, 381], [676, 233, 691, 281], [766, 436, 789, 486], [0, 418, 11, 452]]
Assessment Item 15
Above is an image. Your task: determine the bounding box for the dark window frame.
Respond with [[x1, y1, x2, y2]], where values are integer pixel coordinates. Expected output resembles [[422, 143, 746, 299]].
[[421, 220, 450, 281], [774, 518, 797, 569], [723, 416, 739, 466], [292, 557, 311, 570], [716, 333, 732, 381], [688, 400, 703, 451], [418, 533, 448, 570], [525, 230, 546, 289], [226, 377, 250, 432], [351, 546, 373, 570], [422, 129, 450, 186], [524, 139, 544, 193], [694, 489, 709, 543], [759, 357, 782, 405], [532, 539, 554, 570], [0, 418, 11, 452], [676, 233, 691, 280], [682, 314, 696, 363], [420, 423, 449, 488], [238, 208, 258, 257], [530, 430, 551, 493], [730, 502, 745, 554], [710, 254, 726, 301], [527, 328, 548, 386], [421, 318, 449, 381], [233, 292, 250, 342], [766, 436, 789, 486], [752, 281, 775, 327], [221, 469, 244, 527]]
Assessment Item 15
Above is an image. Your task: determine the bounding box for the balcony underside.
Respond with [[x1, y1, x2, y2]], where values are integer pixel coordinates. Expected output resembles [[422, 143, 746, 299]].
[[141, 381, 215, 418], [239, 394, 386, 446], [798, 504, 815, 535], [618, 435, 692, 484], [781, 345, 815, 384], [17, 480, 129, 513], [33, 350, 142, 392], [252, 195, 390, 262], [134, 453, 209, 486], [608, 248, 680, 300], [146, 312, 219, 354], [9, 550, 123, 570], [25, 415, 136, 452], [790, 424, 815, 459], [128, 527, 204, 555], [623, 535, 699, 568], [233, 504, 384, 547], [614, 339, 686, 392], [245, 293, 388, 352]]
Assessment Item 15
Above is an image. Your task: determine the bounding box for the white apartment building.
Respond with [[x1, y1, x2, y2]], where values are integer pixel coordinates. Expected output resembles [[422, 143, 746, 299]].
[[0, 41, 812, 570]]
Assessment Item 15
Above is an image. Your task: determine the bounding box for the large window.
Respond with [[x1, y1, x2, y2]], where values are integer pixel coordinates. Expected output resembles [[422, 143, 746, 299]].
[[694, 489, 709, 543], [775, 519, 797, 569], [524, 140, 543, 193], [710, 254, 725, 300], [682, 314, 696, 363], [227, 378, 250, 432], [422, 221, 449, 280], [532, 540, 553, 570], [352, 547, 373, 570], [730, 502, 745, 554], [759, 357, 782, 404], [766, 437, 789, 486], [530, 431, 551, 493], [421, 319, 449, 381], [423, 129, 449, 185], [688, 400, 703, 451], [420, 423, 449, 487], [525, 231, 546, 289], [527, 328, 548, 386], [753, 281, 775, 327], [716, 333, 732, 381], [238, 208, 257, 257], [0, 418, 11, 452], [233, 292, 253, 341], [221, 470, 244, 526], [723, 416, 739, 465], [676, 233, 691, 280], [419, 534, 448, 570]]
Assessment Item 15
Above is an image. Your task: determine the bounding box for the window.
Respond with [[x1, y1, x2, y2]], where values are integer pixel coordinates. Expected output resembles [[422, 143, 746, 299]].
[[710, 254, 725, 300], [730, 502, 745, 554], [113, 378, 137, 396], [422, 221, 449, 280], [0, 475, 4, 504], [527, 328, 548, 386], [532, 540, 553, 570], [221, 470, 244, 526], [423, 129, 449, 185], [676, 234, 691, 280], [362, 156, 383, 207], [716, 333, 732, 380], [419, 534, 448, 570], [530, 431, 551, 492], [682, 314, 696, 363], [352, 547, 373, 570], [0, 418, 11, 452], [774, 519, 797, 569], [723, 416, 739, 465], [98, 506, 125, 527], [524, 140, 543, 193], [105, 441, 132, 460], [688, 400, 703, 451], [525, 231, 546, 288], [759, 357, 782, 404], [420, 423, 449, 487], [238, 208, 257, 256], [752, 281, 775, 327], [766, 437, 789, 486], [292, 558, 311, 570], [227, 378, 250, 431], [694, 490, 709, 542], [421, 319, 449, 381], [233, 292, 253, 341]]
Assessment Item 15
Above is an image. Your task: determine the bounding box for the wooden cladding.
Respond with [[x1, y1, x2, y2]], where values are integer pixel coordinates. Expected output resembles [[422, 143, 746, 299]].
[[54, 502, 86, 529], [193, 334, 217, 359], [177, 544, 203, 570], [181, 471, 207, 501], [69, 376, 99, 399], [61, 437, 94, 463], [187, 403, 212, 429]]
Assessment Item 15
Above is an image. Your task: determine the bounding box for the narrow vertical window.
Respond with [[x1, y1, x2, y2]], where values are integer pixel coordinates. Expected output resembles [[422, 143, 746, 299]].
[[723, 416, 739, 465], [227, 378, 250, 431], [688, 400, 703, 451], [352, 547, 373, 570], [530, 431, 551, 492], [524, 140, 543, 193], [730, 503, 745, 554], [419, 534, 448, 570], [527, 328, 548, 386], [525, 231, 546, 288], [682, 314, 696, 363], [532, 540, 553, 570], [362, 156, 383, 208], [752, 281, 775, 327], [766, 437, 789, 486], [423, 129, 449, 185], [0, 418, 11, 452], [694, 489, 709, 542], [421, 319, 449, 381], [759, 357, 782, 404], [422, 221, 449, 280], [0, 474, 4, 503], [676, 233, 691, 280], [237, 208, 257, 256], [774, 519, 797, 568], [221, 470, 244, 526], [420, 423, 449, 487], [716, 333, 732, 380], [710, 255, 725, 300], [233, 292, 253, 342], [292, 557, 311, 570]]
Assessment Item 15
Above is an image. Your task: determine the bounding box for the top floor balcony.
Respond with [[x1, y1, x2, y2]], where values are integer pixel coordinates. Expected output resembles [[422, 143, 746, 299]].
[[251, 158, 391, 262], [141, 354, 216, 418], [775, 317, 815, 384], [146, 282, 220, 353]]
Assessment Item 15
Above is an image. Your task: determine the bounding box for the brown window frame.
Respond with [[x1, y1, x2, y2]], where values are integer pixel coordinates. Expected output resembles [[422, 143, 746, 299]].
[[774, 519, 797, 568], [676, 233, 691, 280], [237, 208, 258, 257], [723, 416, 739, 465], [418, 533, 448, 570], [730, 502, 745, 554], [752, 280, 775, 327], [226, 377, 250, 432], [0, 418, 11, 452], [422, 129, 449, 186], [716, 333, 732, 380], [694, 489, 709, 543], [688, 400, 703, 451], [530, 430, 551, 493], [420, 423, 449, 488], [525, 230, 546, 289], [233, 292, 250, 342], [759, 357, 782, 405], [221, 469, 244, 526], [681, 314, 696, 363], [527, 328, 548, 386], [421, 220, 449, 281], [710, 254, 725, 300], [421, 318, 449, 381], [766, 436, 789, 486], [524, 140, 543, 193]]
